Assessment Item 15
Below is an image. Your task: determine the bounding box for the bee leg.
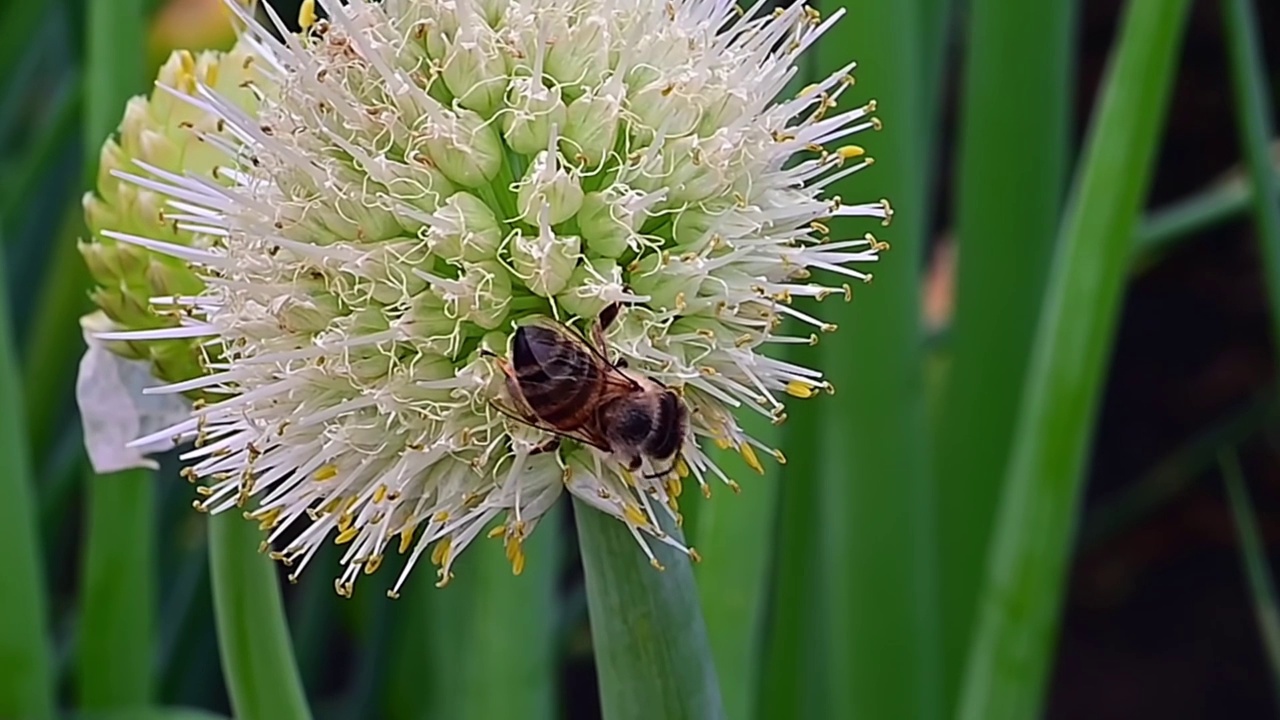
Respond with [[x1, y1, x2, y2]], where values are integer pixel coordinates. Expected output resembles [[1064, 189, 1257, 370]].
[[591, 302, 622, 355], [627, 455, 643, 472]]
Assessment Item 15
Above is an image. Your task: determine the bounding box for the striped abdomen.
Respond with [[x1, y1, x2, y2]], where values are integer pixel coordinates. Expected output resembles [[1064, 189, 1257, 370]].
[[510, 325, 603, 431]]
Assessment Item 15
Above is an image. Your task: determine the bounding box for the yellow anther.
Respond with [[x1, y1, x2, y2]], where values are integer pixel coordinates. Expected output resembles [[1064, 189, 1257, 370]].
[[364, 555, 383, 574], [433, 511, 450, 523], [786, 380, 818, 399], [836, 145, 865, 161], [335, 527, 359, 545], [799, 82, 820, 96], [255, 508, 282, 530], [688, 548, 703, 563], [650, 558, 666, 572], [431, 538, 453, 566], [399, 525, 417, 554], [373, 484, 388, 503], [623, 505, 649, 527], [435, 571, 454, 589], [811, 220, 831, 235], [314, 464, 339, 482], [195, 485, 213, 496], [337, 512, 354, 533], [487, 525, 506, 539], [773, 449, 788, 465], [299, 0, 317, 30], [740, 444, 765, 475], [727, 479, 742, 494], [675, 456, 690, 479], [714, 436, 732, 450], [666, 478, 683, 499], [701, 483, 712, 499]]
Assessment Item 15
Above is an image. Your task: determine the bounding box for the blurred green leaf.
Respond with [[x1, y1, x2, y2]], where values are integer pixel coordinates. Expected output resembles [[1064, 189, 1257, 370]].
[[1223, 0, 1280, 344], [208, 513, 312, 720], [815, 1, 940, 717], [0, 239, 55, 720], [575, 499, 723, 720], [1082, 389, 1276, 550], [75, 0, 156, 711], [1218, 449, 1280, 705], [1133, 168, 1277, 268], [759, 398, 828, 720], [957, 2, 1192, 719], [425, 512, 561, 720], [693, 425, 777, 720], [70, 708, 229, 720], [935, 0, 1075, 711]]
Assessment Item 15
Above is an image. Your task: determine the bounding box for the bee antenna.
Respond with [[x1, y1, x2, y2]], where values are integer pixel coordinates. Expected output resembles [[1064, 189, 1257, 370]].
[[479, 348, 498, 358]]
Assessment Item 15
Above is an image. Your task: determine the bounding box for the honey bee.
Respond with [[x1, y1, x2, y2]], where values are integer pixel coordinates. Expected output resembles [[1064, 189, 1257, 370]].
[[486, 303, 688, 476]]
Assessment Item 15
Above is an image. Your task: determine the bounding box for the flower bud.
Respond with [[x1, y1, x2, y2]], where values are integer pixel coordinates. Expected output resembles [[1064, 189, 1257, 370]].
[[422, 106, 504, 188], [96, 140, 128, 202], [515, 150, 584, 226], [545, 16, 609, 96], [577, 186, 660, 258], [149, 338, 204, 383], [509, 226, 580, 297], [502, 77, 567, 156], [556, 257, 623, 319], [441, 24, 509, 117], [626, 251, 703, 313], [426, 192, 504, 263], [146, 258, 204, 298], [274, 292, 341, 334], [561, 80, 623, 169], [119, 97, 155, 159], [82, 196, 119, 239]]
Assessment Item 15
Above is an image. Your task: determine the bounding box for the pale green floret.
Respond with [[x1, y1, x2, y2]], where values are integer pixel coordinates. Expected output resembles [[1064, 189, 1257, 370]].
[[425, 192, 504, 262], [515, 149, 585, 226], [79, 42, 262, 385]]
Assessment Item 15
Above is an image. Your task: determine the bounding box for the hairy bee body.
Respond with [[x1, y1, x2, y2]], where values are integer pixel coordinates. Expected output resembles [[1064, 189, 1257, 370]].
[[492, 307, 688, 474]]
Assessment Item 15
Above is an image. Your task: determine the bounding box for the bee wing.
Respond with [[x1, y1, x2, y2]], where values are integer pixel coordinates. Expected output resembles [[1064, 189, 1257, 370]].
[[520, 315, 635, 384], [489, 397, 614, 452]]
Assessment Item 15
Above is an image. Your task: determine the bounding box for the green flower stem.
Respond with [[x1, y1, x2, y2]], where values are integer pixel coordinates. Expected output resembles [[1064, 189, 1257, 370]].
[[426, 514, 561, 720], [574, 498, 724, 720], [817, 1, 940, 717], [1219, 450, 1280, 705], [76, 468, 156, 709], [0, 241, 55, 720], [692, 423, 777, 720], [935, 0, 1074, 711], [208, 513, 312, 720], [1223, 0, 1280, 345], [956, 3, 1192, 719]]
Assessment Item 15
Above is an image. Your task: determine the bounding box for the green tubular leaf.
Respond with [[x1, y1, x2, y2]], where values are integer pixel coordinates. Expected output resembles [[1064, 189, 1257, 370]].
[[574, 499, 724, 720], [77, 468, 156, 709], [425, 512, 561, 720], [935, 0, 1075, 710], [75, 0, 157, 710], [759, 394, 828, 720], [208, 513, 312, 720], [1223, 0, 1280, 342], [1218, 449, 1280, 702], [693, 419, 777, 720], [815, 1, 940, 717], [956, 2, 1193, 719], [0, 241, 55, 720]]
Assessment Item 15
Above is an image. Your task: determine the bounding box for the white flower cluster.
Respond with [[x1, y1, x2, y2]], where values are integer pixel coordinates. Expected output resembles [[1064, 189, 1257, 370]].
[[98, 0, 887, 596]]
